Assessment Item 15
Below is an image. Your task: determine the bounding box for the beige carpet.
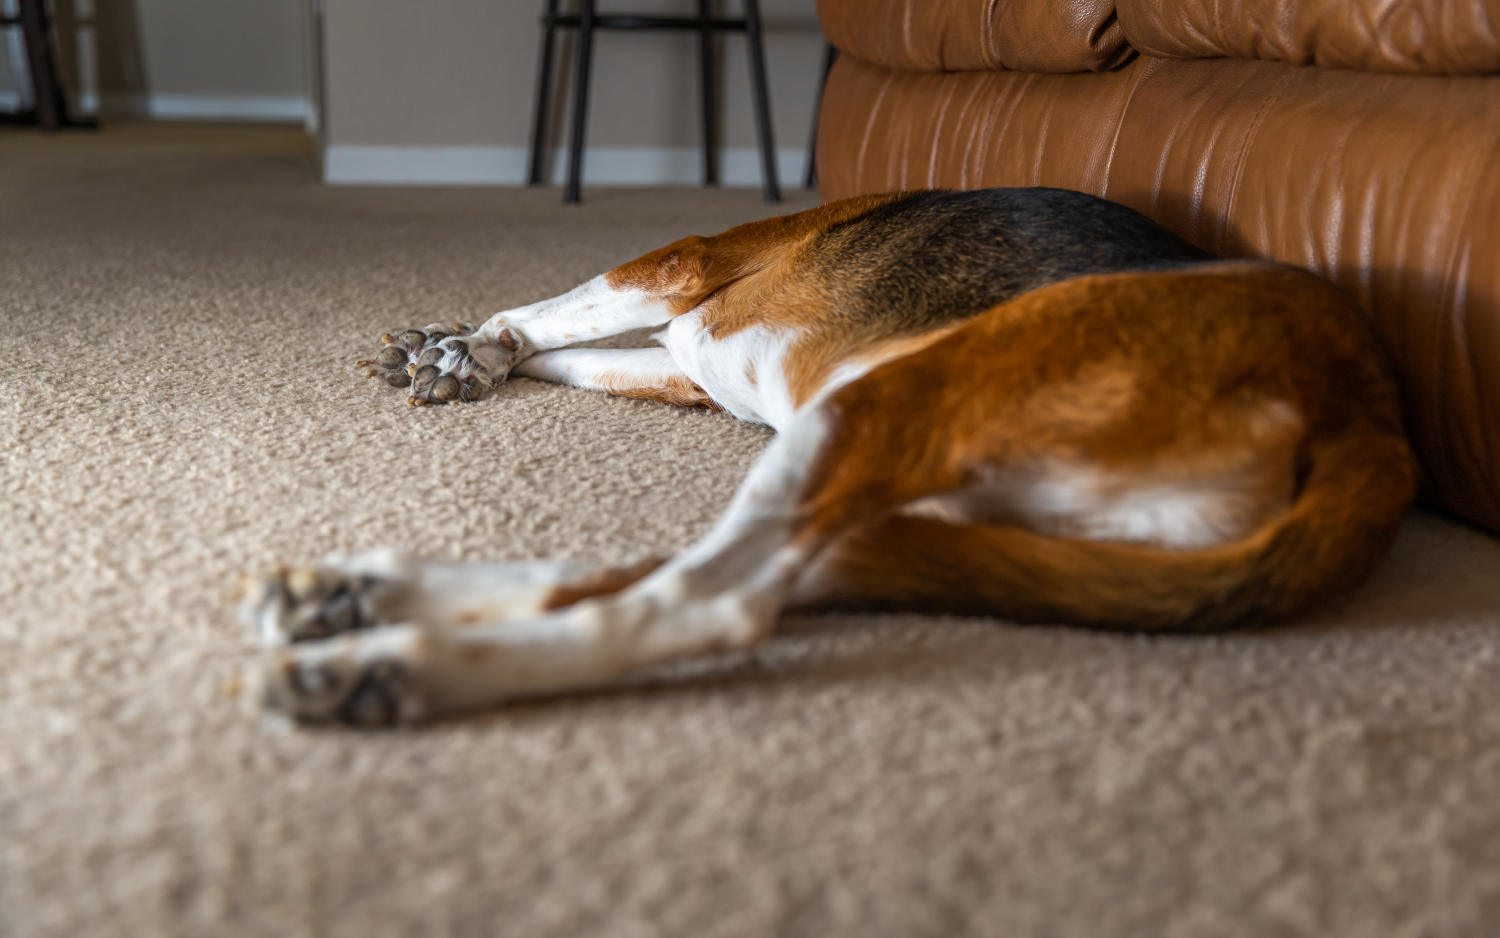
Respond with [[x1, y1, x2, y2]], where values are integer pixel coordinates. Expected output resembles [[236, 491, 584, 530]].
[[3, 123, 1500, 938]]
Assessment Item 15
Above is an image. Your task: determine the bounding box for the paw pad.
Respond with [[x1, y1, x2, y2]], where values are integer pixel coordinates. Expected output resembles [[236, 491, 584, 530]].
[[252, 635, 425, 728], [357, 322, 471, 390], [357, 321, 514, 406], [243, 565, 403, 646]]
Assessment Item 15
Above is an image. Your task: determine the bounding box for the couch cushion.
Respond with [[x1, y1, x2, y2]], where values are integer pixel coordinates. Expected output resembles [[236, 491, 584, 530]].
[[1118, 0, 1500, 76], [817, 0, 1500, 77], [816, 0, 1133, 73], [817, 53, 1500, 535]]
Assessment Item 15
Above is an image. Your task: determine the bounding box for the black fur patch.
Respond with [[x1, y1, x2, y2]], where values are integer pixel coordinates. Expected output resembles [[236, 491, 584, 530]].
[[810, 188, 1213, 339]]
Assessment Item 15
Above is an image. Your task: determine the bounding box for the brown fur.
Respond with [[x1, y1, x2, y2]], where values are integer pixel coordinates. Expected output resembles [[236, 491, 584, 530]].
[[604, 192, 908, 306], [596, 371, 718, 409], [785, 264, 1415, 629], [541, 557, 668, 612], [606, 192, 926, 406], [548, 193, 1414, 630]]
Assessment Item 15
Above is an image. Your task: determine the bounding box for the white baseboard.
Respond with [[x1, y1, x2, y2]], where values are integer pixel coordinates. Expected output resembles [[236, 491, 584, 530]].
[[0, 90, 309, 121], [0, 89, 98, 114], [323, 145, 809, 187], [148, 95, 310, 122]]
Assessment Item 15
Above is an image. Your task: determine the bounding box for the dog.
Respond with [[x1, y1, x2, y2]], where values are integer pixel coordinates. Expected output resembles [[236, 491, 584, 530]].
[[243, 187, 1416, 727]]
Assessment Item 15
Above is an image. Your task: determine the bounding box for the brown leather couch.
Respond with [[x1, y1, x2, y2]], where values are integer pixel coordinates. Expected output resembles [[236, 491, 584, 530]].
[[814, 0, 1500, 537]]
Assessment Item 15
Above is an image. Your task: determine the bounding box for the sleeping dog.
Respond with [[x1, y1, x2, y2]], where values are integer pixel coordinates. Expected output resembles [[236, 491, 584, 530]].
[[243, 187, 1415, 727]]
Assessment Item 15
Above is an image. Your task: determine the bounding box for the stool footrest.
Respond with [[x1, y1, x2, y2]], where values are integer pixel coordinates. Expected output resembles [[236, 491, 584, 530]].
[[529, 0, 780, 204], [545, 14, 748, 31]]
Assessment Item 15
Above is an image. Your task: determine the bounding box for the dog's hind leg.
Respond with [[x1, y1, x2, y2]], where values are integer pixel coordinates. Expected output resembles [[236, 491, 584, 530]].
[[240, 551, 596, 647], [248, 331, 999, 726], [248, 398, 903, 726]]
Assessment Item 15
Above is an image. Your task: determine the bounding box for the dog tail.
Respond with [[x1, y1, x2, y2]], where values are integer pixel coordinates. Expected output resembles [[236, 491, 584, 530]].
[[801, 426, 1417, 631]]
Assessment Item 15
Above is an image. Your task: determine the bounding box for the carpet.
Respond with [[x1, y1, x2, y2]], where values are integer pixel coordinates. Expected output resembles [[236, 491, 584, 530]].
[[2, 123, 1499, 937]]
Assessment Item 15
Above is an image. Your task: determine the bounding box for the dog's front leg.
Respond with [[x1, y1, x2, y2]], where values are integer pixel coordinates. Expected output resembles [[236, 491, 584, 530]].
[[357, 274, 679, 406], [357, 223, 795, 406], [509, 347, 717, 407], [250, 408, 839, 726]]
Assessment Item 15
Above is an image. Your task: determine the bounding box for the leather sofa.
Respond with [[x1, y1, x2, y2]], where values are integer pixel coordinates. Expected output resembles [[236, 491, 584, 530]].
[[814, 0, 1500, 537]]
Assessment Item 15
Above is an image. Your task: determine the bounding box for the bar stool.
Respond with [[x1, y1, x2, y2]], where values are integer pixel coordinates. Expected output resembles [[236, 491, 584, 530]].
[[0, 0, 95, 129], [528, 0, 780, 205]]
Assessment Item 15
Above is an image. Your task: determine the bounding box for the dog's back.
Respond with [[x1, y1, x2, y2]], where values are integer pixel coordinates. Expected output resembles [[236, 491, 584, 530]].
[[805, 187, 1213, 336]]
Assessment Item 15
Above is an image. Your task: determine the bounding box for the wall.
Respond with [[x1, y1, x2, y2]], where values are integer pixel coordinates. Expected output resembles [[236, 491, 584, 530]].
[[2, 0, 827, 188], [0, 0, 308, 121], [320, 0, 827, 186], [133, 0, 307, 119]]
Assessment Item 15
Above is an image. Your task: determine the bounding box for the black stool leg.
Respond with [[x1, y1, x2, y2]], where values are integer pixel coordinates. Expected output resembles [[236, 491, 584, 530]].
[[741, 0, 779, 203], [528, 0, 562, 185], [564, 0, 596, 204], [697, 0, 717, 186], [18, 0, 61, 129], [804, 42, 837, 189]]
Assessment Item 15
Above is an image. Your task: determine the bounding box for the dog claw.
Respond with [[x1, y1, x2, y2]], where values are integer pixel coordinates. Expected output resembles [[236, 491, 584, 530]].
[[361, 321, 508, 406], [241, 562, 404, 646], [285, 566, 324, 601]]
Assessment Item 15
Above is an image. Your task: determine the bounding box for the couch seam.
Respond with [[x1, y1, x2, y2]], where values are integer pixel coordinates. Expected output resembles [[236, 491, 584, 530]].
[[1219, 65, 1294, 254], [853, 59, 895, 192], [1098, 58, 1150, 199]]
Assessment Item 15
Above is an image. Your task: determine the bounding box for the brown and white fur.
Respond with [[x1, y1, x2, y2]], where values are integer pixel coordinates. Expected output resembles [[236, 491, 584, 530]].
[[243, 188, 1416, 728]]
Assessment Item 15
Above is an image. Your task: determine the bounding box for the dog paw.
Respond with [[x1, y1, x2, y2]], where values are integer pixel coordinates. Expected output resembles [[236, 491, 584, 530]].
[[356, 322, 520, 406], [240, 553, 414, 646], [356, 322, 472, 390], [251, 626, 429, 728]]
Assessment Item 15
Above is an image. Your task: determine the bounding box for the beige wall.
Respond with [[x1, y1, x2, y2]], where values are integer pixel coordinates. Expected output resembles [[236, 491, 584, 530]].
[[1, 0, 306, 116], [5, 0, 825, 180], [322, 0, 824, 150], [135, 0, 305, 96]]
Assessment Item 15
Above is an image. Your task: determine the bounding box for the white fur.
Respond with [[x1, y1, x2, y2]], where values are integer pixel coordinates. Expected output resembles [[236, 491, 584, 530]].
[[661, 316, 801, 428], [511, 347, 687, 391], [478, 276, 670, 354], [255, 410, 834, 722], [903, 460, 1290, 550]]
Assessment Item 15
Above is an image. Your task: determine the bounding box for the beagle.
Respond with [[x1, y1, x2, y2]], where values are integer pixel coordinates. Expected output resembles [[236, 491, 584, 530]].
[[243, 188, 1415, 727]]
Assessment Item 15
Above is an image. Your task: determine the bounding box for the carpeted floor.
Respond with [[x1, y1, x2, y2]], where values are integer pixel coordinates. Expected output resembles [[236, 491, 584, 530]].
[[3, 123, 1500, 938]]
